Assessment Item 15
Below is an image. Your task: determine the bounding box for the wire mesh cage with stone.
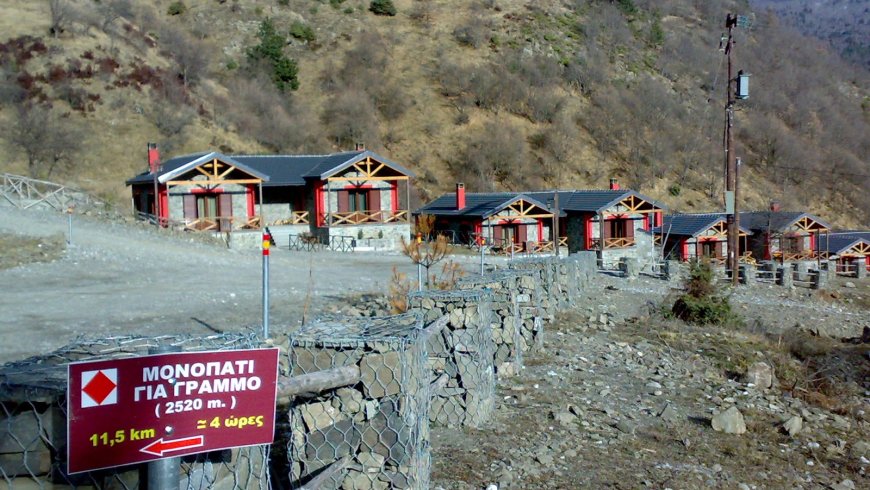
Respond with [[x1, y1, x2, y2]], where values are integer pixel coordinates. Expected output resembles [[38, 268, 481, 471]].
[[406, 289, 495, 429], [456, 273, 527, 377], [0, 333, 272, 490], [286, 314, 431, 490]]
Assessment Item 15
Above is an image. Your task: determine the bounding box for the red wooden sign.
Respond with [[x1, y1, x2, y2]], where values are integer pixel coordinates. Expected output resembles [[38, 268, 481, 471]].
[[67, 348, 279, 474]]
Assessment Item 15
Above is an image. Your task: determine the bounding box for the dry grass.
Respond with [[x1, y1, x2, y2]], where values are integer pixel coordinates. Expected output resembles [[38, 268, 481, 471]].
[[0, 233, 66, 270]]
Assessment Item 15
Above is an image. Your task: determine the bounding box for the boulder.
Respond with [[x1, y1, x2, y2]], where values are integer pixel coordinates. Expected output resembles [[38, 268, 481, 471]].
[[711, 406, 746, 435]]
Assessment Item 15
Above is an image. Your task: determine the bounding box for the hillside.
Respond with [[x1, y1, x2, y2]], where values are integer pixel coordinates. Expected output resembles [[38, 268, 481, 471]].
[[751, 0, 870, 70], [0, 0, 868, 226]]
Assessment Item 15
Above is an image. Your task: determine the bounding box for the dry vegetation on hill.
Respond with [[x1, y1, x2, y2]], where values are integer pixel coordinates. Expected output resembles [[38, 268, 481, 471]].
[[0, 0, 867, 226]]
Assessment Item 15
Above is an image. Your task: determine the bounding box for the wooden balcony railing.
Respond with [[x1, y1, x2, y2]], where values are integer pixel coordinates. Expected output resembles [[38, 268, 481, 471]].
[[772, 250, 817, 261], [324, 210, 409, 226], [273, 211, 310, 225], [590, 237, 636, 250], [136, 212, 264, 232], [528, 241, 554, 254]]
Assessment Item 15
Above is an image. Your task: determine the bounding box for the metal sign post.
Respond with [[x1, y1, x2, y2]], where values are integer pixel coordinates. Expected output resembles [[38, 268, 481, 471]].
[[479, 239, 486, 275], [262, 231, 271, 339], [66, 206, 74, 246], [146, 345, 181, 490]]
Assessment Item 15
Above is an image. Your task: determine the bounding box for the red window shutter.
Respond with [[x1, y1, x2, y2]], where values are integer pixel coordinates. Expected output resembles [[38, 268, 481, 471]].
[[183, 195, 197, 219], [716, 241, 724, 258], [218, 193, 233, 217], [518, 224, 528, 243], [369, 189, 381, 212], [493, 226, 503, 243], [603, 220, 612, 239], [338, 190, 350, 213], [624, 219, 634, 238]]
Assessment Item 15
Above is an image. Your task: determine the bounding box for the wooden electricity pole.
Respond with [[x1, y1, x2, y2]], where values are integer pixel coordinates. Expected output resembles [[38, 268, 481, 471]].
[[724, 13, 739, 285]]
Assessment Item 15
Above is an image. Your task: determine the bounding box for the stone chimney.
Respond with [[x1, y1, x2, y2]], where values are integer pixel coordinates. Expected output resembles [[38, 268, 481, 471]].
[[609, 178, 620, 190], [456, 183, 466, 210], [147, 142, 160, 174], [355, 142, 366, 151]]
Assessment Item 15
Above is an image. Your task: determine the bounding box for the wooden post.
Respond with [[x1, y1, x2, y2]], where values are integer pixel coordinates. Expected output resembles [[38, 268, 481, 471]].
[[597, 212, 605, 267], [258, 182, 265, 229]]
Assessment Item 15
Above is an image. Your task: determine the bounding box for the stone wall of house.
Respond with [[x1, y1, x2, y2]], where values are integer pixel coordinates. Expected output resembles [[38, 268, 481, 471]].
[[166, 183, 249, 224]]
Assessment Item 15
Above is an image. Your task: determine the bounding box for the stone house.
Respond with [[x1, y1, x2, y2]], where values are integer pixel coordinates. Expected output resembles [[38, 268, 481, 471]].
[[738, 208, 830, 262], [654, 213, 752, 263], [126, 145, 414, 249], [414, 181, 665, 267], [413, 185, 555, 254], [817, 231, 870, 273]]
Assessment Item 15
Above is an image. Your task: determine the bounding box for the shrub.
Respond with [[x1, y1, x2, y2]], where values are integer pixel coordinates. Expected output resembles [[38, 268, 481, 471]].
[[289, 21, 316, 43], [369, 0, 396, 16], [167, 1, 186, 16], [247, 19, 299, 91], [670, 259, 741, 326]]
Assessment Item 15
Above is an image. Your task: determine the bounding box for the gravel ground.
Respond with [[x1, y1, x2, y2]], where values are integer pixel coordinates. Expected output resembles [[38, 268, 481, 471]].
[[0, 205, 481, 363]]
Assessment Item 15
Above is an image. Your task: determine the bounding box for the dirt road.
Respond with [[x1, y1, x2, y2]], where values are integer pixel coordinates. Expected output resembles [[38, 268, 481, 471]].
[[0, 206, 479, 363]]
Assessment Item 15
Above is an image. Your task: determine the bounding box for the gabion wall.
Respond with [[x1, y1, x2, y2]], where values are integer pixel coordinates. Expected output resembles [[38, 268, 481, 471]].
[[456, 274, 523, 377], [0, 334, 271, 490], [287, 314, 430, 490], [407, 290, 495, 428]]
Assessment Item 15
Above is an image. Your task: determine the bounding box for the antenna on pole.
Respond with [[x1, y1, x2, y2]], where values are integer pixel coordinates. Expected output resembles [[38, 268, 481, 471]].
[[724, 13, 751, 286]]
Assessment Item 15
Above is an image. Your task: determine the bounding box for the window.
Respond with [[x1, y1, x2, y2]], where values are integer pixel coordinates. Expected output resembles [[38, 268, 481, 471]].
[[348, 189, 367, 212]]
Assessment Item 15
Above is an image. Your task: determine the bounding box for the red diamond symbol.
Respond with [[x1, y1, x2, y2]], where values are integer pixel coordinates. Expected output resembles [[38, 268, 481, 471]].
[[83, 371, 116, 405]]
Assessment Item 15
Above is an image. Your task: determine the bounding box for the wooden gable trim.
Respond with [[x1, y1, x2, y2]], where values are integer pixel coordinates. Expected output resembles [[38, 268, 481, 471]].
[[327, 156, 409, 182], [702, 220, 748, 238], [612, 194, 659, 214], [793, 216, 828, 232], [167, 157, 264, 186], [486, 198, 553, 222]]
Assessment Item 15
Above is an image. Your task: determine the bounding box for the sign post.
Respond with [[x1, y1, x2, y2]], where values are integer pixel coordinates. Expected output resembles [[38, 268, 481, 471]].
[[66, 205, 74, 246], [262, 231, 271, 339], [67, 348, 280, 475]]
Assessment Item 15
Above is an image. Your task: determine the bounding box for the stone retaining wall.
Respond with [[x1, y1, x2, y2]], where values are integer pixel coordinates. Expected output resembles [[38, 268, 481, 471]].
[[456, 273, 523, 377], [287, 314, 430, 490], [407, 290, 495, 428]]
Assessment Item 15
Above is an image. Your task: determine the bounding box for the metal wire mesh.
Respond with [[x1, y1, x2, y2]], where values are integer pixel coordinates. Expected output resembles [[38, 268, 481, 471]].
[[287, 314, 430, 490], [0, 333, 271, 490], [407, 290, 495, 428], [457, 273, 525, 377]]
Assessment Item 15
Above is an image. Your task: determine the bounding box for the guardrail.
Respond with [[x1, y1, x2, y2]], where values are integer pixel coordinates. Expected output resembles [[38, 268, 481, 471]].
[[287, 234, 356, 252], [1, 172, 104, 211]]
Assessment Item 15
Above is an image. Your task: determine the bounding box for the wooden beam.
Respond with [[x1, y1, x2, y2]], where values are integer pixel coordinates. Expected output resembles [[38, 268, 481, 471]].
[[327, 176, 409, 182], [299, 456, 350, 490], [277, 365, 360, 400], [166, 179, 263, 185]]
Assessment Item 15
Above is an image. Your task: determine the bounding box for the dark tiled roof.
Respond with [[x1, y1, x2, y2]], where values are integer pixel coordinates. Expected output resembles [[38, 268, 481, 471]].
[[126, 150, 414, 187], [817, 234, 870, 254], [416, 189, 666, 217], [526, 189, 666, 213], [652, 213, 752, 237], [414, 192, 552, 218], [738, 211, 831, 232]]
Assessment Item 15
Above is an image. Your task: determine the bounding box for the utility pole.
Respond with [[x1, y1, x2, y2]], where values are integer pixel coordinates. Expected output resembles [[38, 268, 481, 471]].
[[724, 13, 750, 285]]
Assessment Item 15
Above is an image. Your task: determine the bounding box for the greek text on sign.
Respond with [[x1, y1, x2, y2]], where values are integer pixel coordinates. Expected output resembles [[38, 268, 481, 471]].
[[67, 348, 279, 474]]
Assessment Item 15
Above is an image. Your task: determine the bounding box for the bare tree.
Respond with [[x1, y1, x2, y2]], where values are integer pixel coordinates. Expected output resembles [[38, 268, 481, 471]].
[[159, 25, 212, 87], [7, 104, 83, 178], [97, 0, 133, 33], [49, 0, 72, 38]]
